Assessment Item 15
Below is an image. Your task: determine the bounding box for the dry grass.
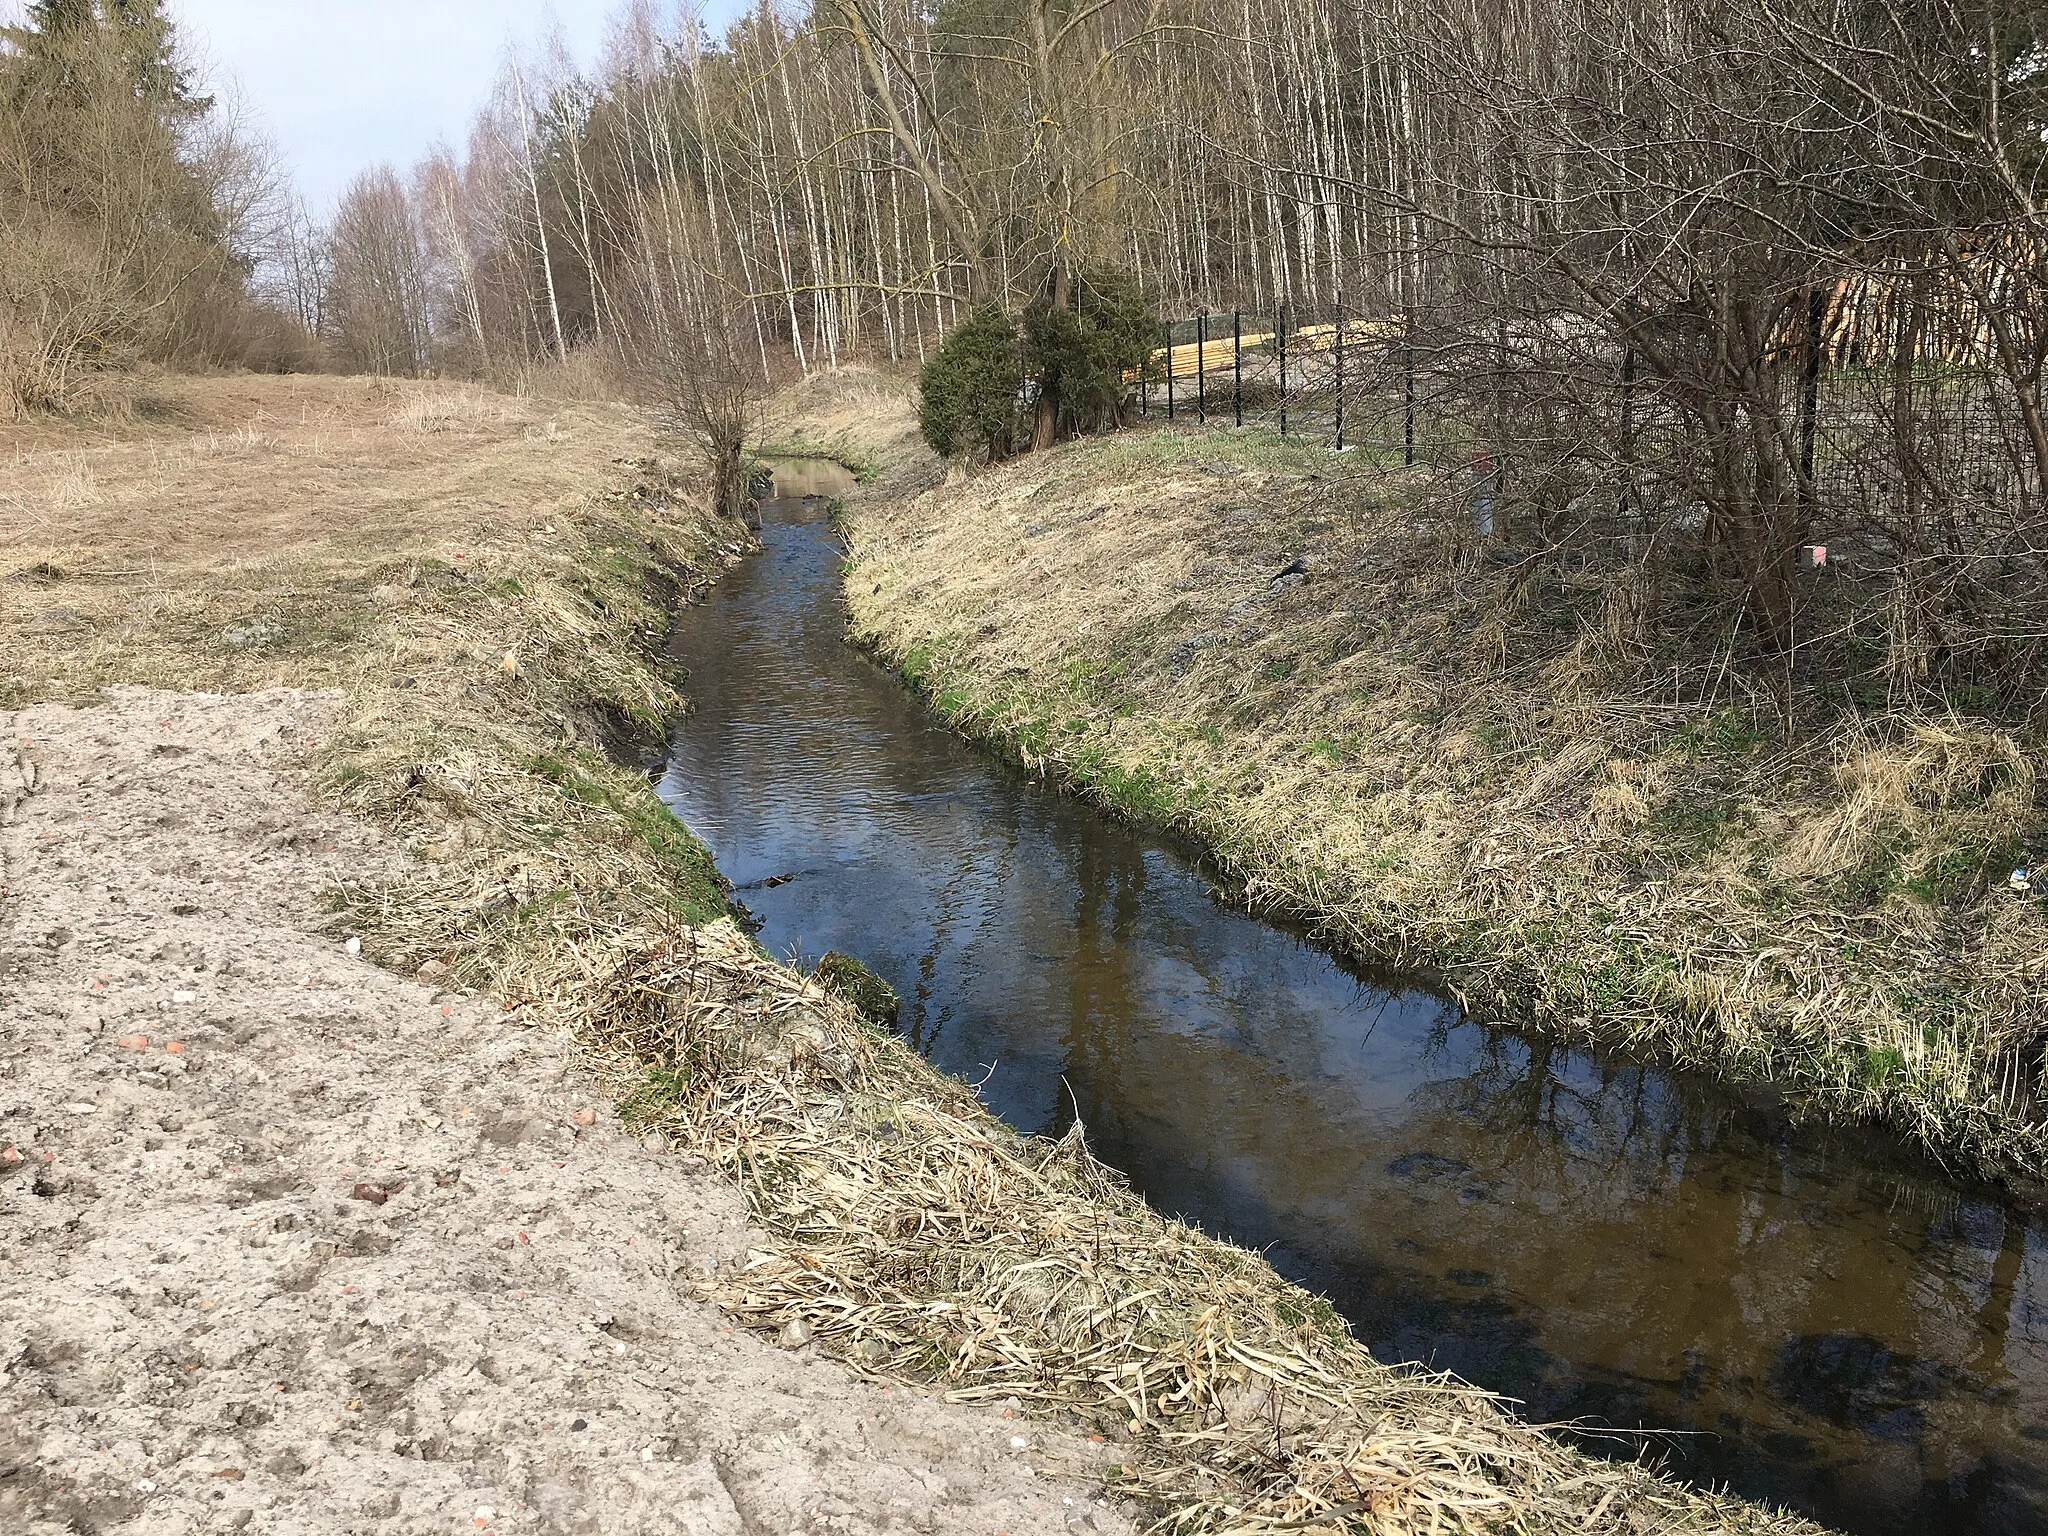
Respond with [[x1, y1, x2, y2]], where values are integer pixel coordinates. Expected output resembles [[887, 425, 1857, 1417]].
[[842, 414, 2048, 1179], [0, 371, 744, 978], [576, 919, 1824, 1535]]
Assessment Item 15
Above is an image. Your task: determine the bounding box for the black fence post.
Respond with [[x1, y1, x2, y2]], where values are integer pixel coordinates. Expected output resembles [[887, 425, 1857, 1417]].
[[1233, 310, 1243, 428], [1334, 292, 1346, 451], [1278, 298, 1289, 438], [1167, 324, 1176, 422], [1403, 317, 1416, 467], [1197, 311, 1207, 426]]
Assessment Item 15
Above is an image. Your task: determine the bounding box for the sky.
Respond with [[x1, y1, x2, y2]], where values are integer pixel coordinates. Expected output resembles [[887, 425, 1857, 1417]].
[[163, 1, 749, 216]]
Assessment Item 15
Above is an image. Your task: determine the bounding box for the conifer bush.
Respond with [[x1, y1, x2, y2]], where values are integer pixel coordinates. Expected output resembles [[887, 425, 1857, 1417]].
[[919, 272, 1164, 460], [1021, 267, 1162, 437], [918, 301, 1020, 461]]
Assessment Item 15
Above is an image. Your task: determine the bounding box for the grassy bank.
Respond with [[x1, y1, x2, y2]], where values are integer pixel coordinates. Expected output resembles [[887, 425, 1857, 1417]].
[[1, 372, 1826, 1532], [840, 398, 2048, 1182]]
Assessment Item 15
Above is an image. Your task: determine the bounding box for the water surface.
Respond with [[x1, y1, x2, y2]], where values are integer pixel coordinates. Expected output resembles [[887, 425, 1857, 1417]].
[[656, 467, 2048, 1535]]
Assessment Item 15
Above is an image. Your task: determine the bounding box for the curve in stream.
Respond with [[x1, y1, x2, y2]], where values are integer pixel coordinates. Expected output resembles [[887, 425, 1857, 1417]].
[[655, 462, 2048, 1536]]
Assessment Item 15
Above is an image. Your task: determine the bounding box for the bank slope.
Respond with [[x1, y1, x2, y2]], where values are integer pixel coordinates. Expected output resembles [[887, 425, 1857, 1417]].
[[843, 419, 2047, 1180]]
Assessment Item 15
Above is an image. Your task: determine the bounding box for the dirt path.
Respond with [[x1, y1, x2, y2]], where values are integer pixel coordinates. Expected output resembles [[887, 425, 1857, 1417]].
[[0, 686, 1127, 1536]]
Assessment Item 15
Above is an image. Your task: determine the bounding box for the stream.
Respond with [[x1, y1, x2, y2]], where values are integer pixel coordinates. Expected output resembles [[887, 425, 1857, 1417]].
[[654, 461, 2048, 1535]]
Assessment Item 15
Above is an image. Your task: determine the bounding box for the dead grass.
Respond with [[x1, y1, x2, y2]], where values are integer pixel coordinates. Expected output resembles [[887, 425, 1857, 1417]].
[[0, 371, 744, 975], [576, 920, 1824, 1536], [842, 416, 2048, 1180]]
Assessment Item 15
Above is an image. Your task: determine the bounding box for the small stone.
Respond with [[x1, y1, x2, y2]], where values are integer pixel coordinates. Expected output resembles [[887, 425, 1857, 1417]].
[[571, 1417, 588, 1431], [172, 990, 197, 1005], [350, 1182, 390, 1205], [63, 1102, 96, 1115], [415, 959, 450, 985], [1010, 1435, 1028, 1450], [572, 1108, 597, 1127], [344, 937, 362, 956], [641, 1132, 666, 1153], [778, 1318, 813, 1350]]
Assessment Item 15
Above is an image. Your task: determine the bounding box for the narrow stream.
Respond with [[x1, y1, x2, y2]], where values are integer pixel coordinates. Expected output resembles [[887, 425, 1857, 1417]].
[[656, 464, 2048, 1535]]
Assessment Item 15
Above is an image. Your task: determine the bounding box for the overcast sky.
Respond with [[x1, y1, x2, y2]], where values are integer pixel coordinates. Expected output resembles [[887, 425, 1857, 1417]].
[[164, 1, 749, 215]]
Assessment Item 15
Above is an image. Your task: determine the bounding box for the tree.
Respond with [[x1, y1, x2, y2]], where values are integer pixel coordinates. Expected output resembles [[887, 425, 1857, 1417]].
[[0, 0, 256, 413], [18, 0, 203, 107], [612, 185, 763, 522], [325, 167, 431, 375], [1019, 266, 1158, 439]]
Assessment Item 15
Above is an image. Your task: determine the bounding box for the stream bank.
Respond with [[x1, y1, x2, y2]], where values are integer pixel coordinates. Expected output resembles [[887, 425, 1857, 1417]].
[[0, 372, 1796, 1536], [652, 452, 2048, 1535], [648, 463, 1825, 1535], [831, 376, 2047, 1184], [0, 374, 1132, 1536]]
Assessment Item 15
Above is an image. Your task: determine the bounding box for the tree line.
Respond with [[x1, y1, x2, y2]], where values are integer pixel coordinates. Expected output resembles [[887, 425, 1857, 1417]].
[[0, 0, 307, 417], [283, 0, 2039, 704], [9, 0, 2044, 710]]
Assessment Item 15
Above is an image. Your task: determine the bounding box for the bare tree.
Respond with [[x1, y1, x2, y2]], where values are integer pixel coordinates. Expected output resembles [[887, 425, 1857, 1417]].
[[612, 184, 763, 522], [325, 166, 431, 375]]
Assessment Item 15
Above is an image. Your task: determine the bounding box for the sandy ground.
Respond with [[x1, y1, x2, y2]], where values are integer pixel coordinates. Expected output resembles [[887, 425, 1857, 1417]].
[[0, 686, 1129, 1535]]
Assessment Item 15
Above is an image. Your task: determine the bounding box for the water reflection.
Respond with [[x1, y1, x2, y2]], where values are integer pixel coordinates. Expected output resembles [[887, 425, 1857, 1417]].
[[655, 478, 2048, 1535]]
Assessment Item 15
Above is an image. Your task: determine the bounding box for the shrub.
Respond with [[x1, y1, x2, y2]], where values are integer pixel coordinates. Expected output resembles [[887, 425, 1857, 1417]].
[[1021, 267, 1163, 437], [918, 301, 1020, 460]]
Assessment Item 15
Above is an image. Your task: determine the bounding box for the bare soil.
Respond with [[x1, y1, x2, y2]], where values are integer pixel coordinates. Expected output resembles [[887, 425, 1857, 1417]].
[[0, 534, 1126, 1533]]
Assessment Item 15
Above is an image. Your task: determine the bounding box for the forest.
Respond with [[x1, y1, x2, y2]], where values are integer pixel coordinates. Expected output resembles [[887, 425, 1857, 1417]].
[[5, 0, 2046, 705]]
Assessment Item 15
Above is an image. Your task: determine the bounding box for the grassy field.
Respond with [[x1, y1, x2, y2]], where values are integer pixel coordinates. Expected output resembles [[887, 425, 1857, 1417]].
[[839, 379, 2048, 1182], [0, 371, 741, 990], [0, 370, 1831, 1534]]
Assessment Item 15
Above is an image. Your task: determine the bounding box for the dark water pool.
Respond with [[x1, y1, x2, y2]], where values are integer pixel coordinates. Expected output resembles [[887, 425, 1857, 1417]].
[[654, 465, 2048, 1534]]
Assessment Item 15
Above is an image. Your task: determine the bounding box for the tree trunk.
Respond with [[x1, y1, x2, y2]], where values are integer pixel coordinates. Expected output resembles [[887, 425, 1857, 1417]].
[[1031, 264, 1070, 451]]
